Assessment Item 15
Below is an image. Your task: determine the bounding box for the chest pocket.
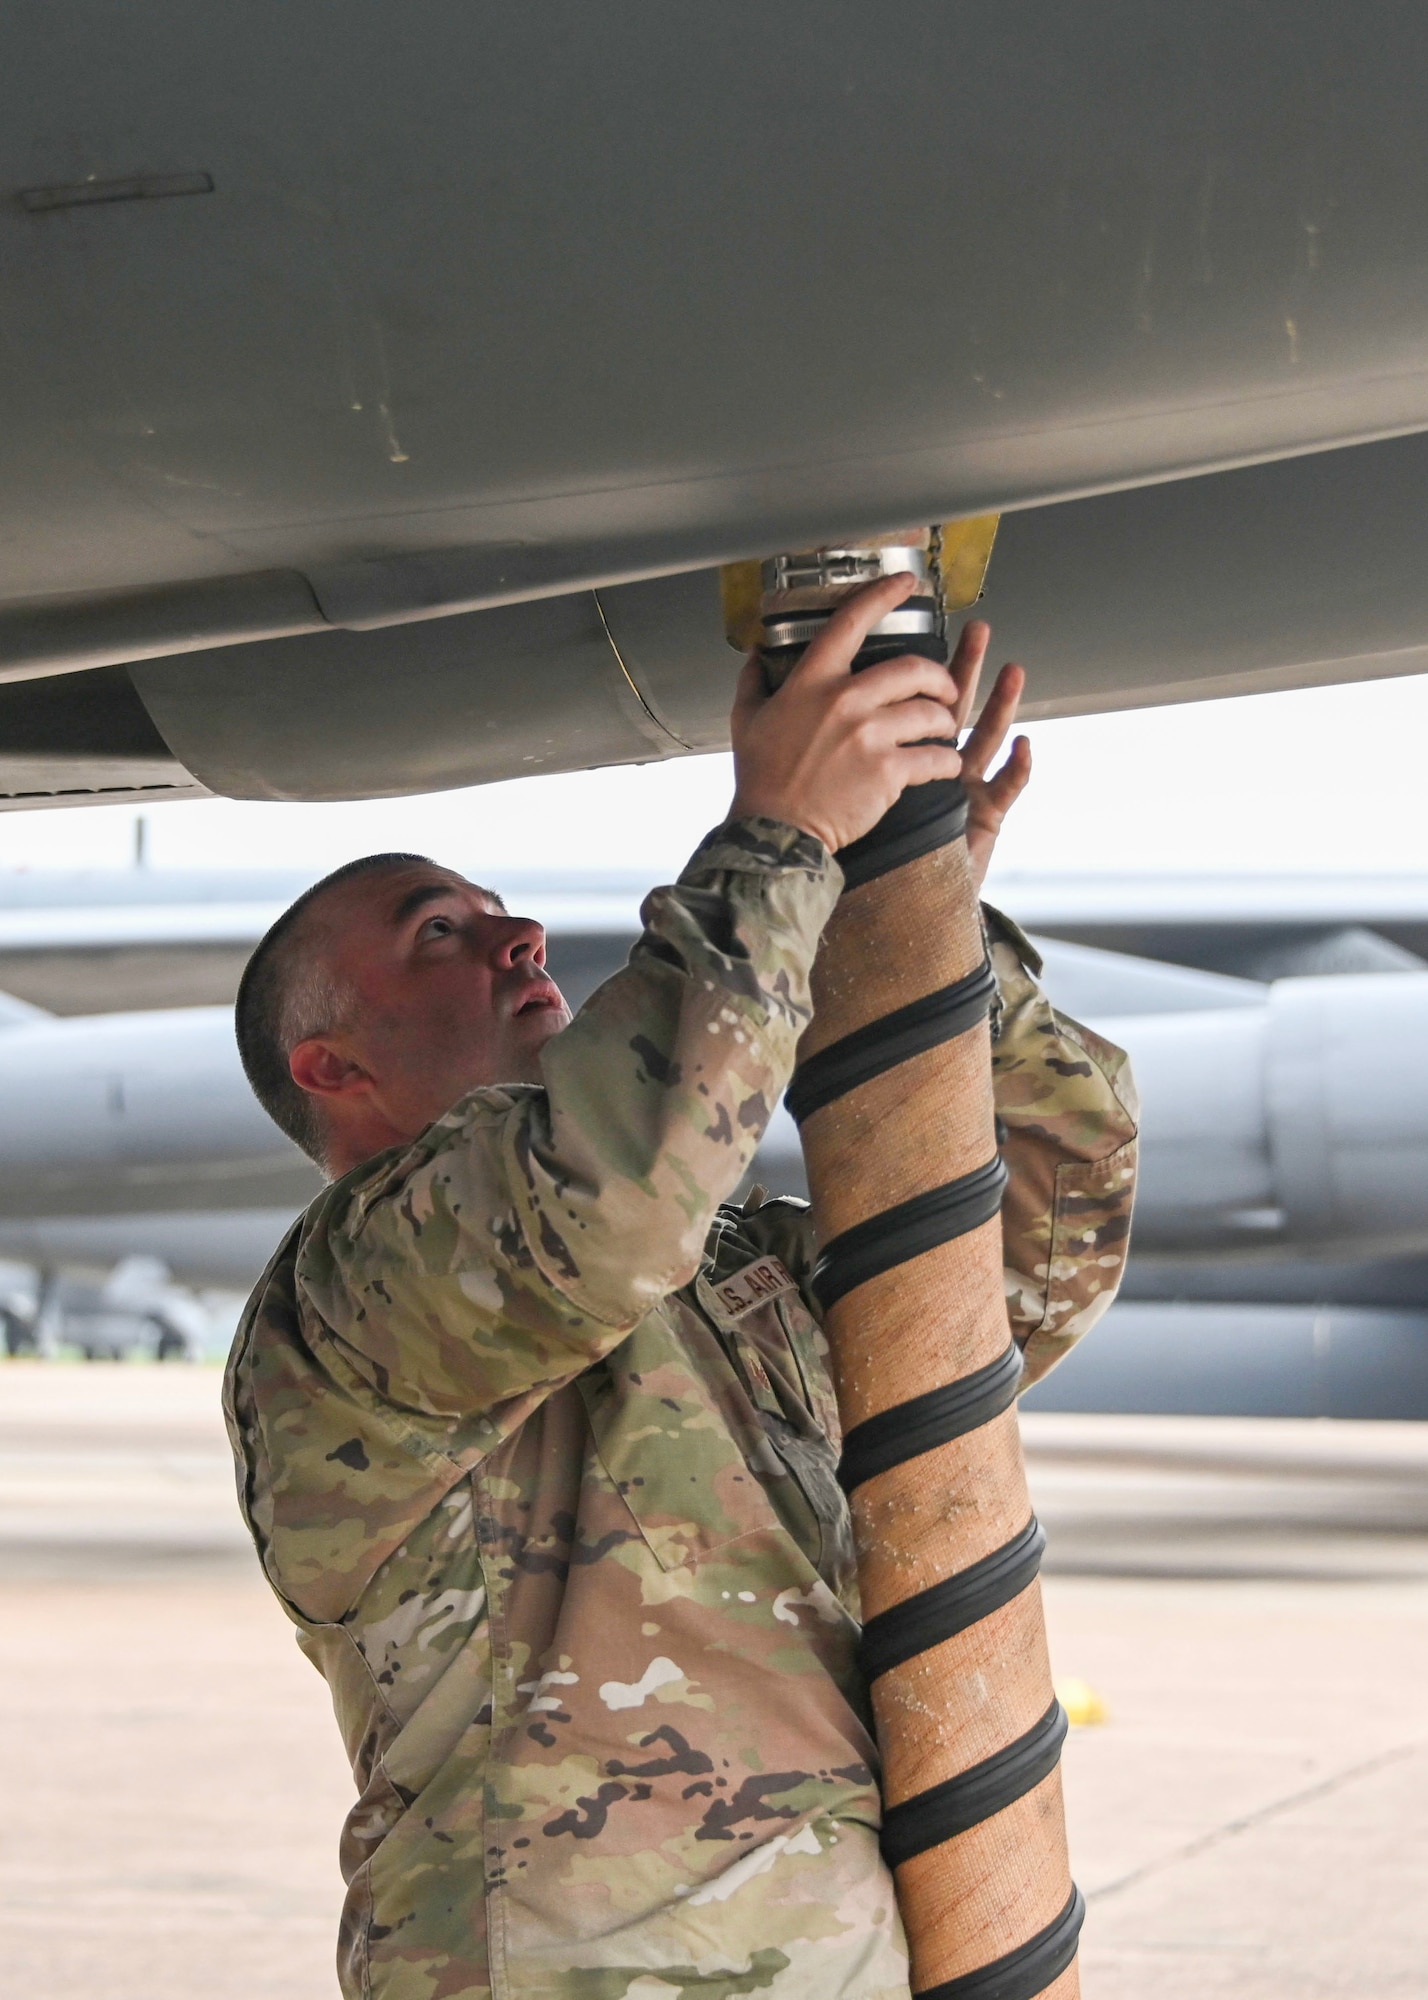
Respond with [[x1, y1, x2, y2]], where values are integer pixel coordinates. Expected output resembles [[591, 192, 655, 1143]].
[[576, 1304, 786, 1573]]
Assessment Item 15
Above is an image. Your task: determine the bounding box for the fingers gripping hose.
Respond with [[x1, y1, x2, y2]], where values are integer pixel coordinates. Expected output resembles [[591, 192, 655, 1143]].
[[771, 538, 1082, 2000]]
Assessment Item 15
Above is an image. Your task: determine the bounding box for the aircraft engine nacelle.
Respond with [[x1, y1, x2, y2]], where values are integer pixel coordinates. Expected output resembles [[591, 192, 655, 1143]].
[[1106, 972, 1428, 1260], [0, 1007, 320, 1217]]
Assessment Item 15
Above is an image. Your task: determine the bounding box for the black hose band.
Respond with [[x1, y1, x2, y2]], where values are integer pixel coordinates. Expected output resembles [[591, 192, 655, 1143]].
[[811, 1155, 1008, 1312], [837, 777, 968, 891], [881, 1700, 1068, 1869], [914, 1885, 1085, 2000], [787, 957, 997, 1125], [838, 1342, 1023, 1495], [761, 631, 950, 683], [859, 1517, 1046, 1684]]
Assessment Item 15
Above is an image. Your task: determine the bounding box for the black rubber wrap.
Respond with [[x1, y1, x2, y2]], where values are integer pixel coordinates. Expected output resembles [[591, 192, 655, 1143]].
[[761, 628, 948, 676], [811, 1156, 1009, 1312], [787, 956, 997, 1125], [881, 1700, 1069, 1868], [838, 1341, 1023, 1494], [858, 1517, 1047, 1684], [915, 1888, 1086, 2000], [837, 777, 969, 890]]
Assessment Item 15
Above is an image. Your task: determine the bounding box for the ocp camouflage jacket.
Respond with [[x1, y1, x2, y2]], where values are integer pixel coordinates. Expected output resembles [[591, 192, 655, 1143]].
[[224, 817, 1138, 2000]]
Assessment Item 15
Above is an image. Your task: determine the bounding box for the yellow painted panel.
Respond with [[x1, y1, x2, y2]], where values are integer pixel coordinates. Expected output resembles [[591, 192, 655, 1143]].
[[719, 560, 764, 652], [938, 514, 1001, 610]]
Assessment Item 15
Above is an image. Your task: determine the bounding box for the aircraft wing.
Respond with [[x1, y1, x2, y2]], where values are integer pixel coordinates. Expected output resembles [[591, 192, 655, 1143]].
[[985, 870, 1428, 980], [0, 868, 650, 1012], [7, 10, 1428, 804], [5, 864, 1428, 1012]]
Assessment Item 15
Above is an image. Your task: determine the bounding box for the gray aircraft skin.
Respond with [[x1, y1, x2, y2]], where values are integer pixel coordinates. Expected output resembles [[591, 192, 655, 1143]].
[[2, 866, 1428, 1415], [10, 7, 1428, 809]]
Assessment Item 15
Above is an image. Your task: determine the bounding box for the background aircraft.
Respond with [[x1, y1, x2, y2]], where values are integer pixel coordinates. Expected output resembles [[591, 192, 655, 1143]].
[[0, 861, 1425, 1417]]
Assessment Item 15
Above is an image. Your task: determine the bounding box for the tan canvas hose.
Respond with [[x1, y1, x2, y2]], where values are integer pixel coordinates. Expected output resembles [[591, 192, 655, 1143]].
[[756, 536, 1082, 2000]]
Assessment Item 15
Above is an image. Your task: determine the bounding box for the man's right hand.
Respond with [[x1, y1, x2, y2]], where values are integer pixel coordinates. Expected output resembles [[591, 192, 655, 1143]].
[[727, 572, 965, 854]]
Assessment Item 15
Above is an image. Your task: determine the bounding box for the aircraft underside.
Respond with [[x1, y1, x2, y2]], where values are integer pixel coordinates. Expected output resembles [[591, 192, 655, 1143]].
[[5, 4, 1428, 804]]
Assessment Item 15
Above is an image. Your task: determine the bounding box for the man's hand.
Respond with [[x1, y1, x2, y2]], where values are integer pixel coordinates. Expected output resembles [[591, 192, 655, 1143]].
[[728, 574, 1030, 878], [944, 618, 1031, 892], [729, 573, 963, 853]]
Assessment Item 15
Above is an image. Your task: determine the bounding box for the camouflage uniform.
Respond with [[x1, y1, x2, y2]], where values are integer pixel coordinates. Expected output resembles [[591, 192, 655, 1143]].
[[224, 818, 1138, 2000]]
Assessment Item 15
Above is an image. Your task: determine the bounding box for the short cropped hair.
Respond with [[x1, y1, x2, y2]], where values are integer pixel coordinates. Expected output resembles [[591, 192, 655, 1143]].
[[236, 852, 434, 1168]]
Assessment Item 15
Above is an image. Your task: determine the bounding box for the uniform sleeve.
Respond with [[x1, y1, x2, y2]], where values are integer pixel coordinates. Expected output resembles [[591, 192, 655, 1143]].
[[985, 905, 1140, 1388], [296, 817, 842, 1431]]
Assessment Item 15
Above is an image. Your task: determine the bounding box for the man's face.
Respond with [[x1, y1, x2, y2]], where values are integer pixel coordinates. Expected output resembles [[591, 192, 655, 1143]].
[[301, 862, 571, 1148]]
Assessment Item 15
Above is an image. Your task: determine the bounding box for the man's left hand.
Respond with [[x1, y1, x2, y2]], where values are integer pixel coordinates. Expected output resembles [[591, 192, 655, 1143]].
[[946, 620, 1031, 891]]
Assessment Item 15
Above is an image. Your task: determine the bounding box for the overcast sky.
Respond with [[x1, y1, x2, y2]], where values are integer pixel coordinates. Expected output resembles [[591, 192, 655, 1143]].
[[3, 666, 1426, 884]]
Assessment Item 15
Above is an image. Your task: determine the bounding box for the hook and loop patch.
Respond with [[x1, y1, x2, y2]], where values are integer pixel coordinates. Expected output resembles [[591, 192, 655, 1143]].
[[859, 1517, 1046, 1684], [837, 1341, 1023, 1494], [811, 1155, 1008, 1312], [788, 957, 997, 1125], [881, 1700, 1068, 1868], [914, 1885, 1085, 2000]]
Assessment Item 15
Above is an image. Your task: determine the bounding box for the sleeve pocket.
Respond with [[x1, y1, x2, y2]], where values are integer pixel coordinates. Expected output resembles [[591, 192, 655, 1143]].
[[1020, 1138, 1138, 1389]]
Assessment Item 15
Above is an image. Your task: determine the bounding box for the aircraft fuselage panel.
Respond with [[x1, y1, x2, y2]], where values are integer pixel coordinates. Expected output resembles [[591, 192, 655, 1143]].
[[5, 5, 1428, 625]]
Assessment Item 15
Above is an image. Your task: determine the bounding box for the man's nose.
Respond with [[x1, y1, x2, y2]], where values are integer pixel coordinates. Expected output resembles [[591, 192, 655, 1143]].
[[492, 916, 546, 968]]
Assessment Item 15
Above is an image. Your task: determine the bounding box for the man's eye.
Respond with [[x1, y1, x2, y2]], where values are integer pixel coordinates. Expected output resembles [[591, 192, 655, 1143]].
[[420, 915, 457, 940]]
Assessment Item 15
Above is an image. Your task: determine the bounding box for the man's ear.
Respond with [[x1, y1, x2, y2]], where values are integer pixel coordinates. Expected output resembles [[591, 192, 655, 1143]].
[[289, 1038, 371, 1102]]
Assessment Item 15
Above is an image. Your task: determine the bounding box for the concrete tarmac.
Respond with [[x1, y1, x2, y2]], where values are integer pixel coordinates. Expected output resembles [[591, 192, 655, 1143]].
[[2, 1362, 1425, 1998]]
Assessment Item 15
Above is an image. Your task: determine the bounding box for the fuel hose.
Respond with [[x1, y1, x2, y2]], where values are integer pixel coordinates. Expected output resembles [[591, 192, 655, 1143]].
[[754, 532, 1082, 2000]]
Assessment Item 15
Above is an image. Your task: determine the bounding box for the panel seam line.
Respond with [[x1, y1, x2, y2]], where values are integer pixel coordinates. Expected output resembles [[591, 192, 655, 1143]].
[[591, 589, 691, 750]]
